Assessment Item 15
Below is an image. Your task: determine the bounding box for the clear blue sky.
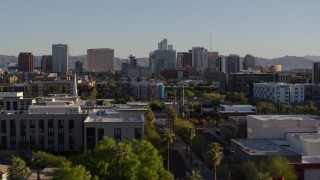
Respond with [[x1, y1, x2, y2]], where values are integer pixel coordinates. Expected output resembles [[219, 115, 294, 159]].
[[0, 0, 319, 58]]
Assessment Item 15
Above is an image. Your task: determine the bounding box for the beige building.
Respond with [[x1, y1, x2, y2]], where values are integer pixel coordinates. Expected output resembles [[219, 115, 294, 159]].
[[87, 48, 114, 72], [83, 107, 145, 150], [270, 64, 282, 72], [247, 115, 320, 139]]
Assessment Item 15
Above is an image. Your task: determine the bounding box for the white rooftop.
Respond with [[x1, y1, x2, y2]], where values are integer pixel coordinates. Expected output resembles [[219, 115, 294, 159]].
[[302, 156, 320, 164], [248, 115, 319, 121], [84, 110, 143, 123]]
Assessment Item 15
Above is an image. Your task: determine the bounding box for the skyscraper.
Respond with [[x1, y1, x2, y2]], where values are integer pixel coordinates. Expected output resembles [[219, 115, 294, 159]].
[[243, 54, 255, 70], [150, 39, 176, 75], [18, 52, 34, 72], [192, 47, 208, 72], [226, 54, 240, 73], [177, 52, 192, 69], [52, 44, 69, 74], [129, 54, 137, 68], [312, 62, 320, 84], [87, 48, 114, 72], [41, 55, 53, 73], [208, 51, 219, 70]]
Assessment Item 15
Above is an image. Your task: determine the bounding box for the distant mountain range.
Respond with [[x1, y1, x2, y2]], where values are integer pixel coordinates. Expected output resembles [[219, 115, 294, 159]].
[[0, 55, 319, 71]]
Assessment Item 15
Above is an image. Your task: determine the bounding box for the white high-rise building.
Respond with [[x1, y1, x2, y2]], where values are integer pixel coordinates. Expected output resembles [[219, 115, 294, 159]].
[[52, 44, 69, 74], [192, 47, 208, 72], [87, 48, 114, 72]]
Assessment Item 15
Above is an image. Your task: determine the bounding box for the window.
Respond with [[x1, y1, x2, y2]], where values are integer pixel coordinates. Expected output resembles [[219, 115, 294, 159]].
[[48, 119, 54, 135], [1, 120, 6, 133], [114, 128, 121, 143], [39, 135, 44, 149], [30, 120, 35, 133], [69, 120, 74, 133], [30, 135, 35, 149], [135, 128, 141, 140], [1, 136, 7, 150], [69, 135, 75, 150], [58, 120, 64, 134], [39, 120, 44, 133], [20, 120, 26, 137], [98, 129, 104, 142]]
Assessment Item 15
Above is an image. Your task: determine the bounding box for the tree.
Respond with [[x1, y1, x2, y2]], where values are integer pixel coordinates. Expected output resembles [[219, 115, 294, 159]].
[[244, 156, 297, 180], [89, 88, 97, 100], [110, 141, 140, 179], [149, 100, 163, 111], [279, 103, 292, 114], [8, 156, 30, 180], [144, 109, 155, 129], [30, 151, 46, 180], [294, 105, 305, 114], [53, 161, 91, 180], [181, 125, 196, 164], [162, 128, 176, 171], [183, 104, 190, 119], [257, 102, 277, 114], [132, 140, 173, 180], [207, 142, 223, 180], [186, 170, 203, 180], [166, 108, 177, 131]]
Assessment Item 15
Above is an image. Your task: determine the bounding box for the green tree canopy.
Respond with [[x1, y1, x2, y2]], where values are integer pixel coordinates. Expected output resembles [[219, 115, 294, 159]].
[[53, 161, 91, 180], [149, 100, 163, 111], [257, 102, 277, 114], [8, 156, 30, 180]]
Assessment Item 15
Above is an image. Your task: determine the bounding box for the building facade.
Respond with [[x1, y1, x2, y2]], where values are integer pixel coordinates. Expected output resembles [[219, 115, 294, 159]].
[[18, 52, 34, 72], [243, 54, 255, 70], [52, 44, 69, 74], [192, 47, 208, 72], [312, 62, 320, 84], [253, 83, 305, 103], [41, 55, 53, 73], [149, 39, 176, 75], [87, 48, 114, 73], [207, 51, 219, 71], [225, 54, 240, 73]]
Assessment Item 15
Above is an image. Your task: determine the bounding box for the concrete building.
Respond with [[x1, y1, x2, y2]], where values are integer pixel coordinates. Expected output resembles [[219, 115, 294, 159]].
[[41, 55, 53, 73], [0, 92, 35, 111], [84, 109, 144, 150], [312, 62, 320, 84], [286, 133, 320, 156], [192, 47, 208, 72], [231, 139, 302, 163], [270, 64, 282, 72], [52, 44, 69, 74], [149, 39, 176, 75], [75, 61, 83, 72], [253, 83, 304, 103], [247, 115, 320, 139], [87, 48, 114, 72], [129, 54, 137, 68], [226, 54, 240, 73], [243, 54, 255, 70], [177, 52, 192, 69], [18, 52, 34, 72], [207, 51, 219, 70]]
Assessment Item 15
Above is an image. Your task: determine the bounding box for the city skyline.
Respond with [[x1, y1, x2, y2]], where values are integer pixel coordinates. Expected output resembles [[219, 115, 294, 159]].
[[0, 0, 319, 58]]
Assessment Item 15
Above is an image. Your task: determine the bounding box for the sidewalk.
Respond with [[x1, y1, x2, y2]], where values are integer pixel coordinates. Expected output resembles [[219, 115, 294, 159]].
[[171, 135, 213, 180]]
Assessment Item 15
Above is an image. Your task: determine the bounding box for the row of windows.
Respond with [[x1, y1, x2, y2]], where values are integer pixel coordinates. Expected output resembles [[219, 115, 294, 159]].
[[0, 120, 75, 134]]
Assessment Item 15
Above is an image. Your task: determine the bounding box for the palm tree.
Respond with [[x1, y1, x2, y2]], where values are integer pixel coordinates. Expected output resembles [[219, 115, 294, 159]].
[[186, 170, 203, 180], [8, 156, 30, 180], [166, 108, 177, 131], [181, 125, 196, 164], [31, 151, 46, 180], [183, 104, 189, 119], [162, 128, 176, 171], [207, 142, 223, 180], [144, 109, 155, 130]]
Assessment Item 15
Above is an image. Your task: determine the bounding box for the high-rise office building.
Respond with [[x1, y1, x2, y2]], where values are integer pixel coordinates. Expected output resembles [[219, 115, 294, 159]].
[[150, 39, 176, 75], [312, 62, 320, 84], [177, 52, 192, 69], [75, 61, 83, 72], [129, 54, 137, 68], [41, 55, 53, 73], [87, 48, 114, 72], [192, 47, 208, 72], [270, 64, 282, 72], [208, 51, 219, 70], [243, 54, 255, 70], [52, 44, 69, 74], [18, 52, 34, 72], [226, 54, 240, 73]]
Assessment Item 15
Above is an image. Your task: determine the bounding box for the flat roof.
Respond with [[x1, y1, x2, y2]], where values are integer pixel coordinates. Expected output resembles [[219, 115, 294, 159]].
[[232, 139, 300, 156], [84, 110, 143, 123], [248, 115, 319, 121], [287, 133, 320, 143], [302, 156, 320, 164]]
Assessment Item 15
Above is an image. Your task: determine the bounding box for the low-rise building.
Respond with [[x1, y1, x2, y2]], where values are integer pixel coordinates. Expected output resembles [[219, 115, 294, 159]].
[[84, 109, 144, 150], [247, 115, 320, 139]]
